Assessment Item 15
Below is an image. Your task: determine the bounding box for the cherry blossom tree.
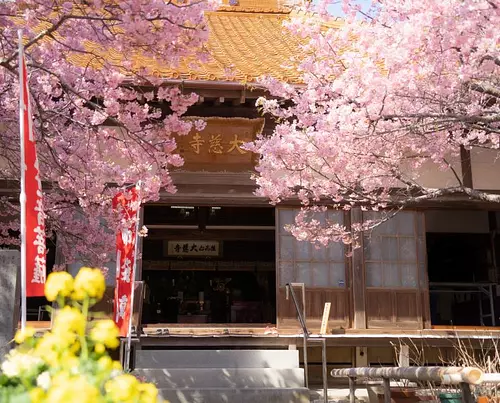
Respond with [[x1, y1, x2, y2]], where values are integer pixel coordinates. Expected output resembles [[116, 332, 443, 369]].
[[249, 0, 499, 245], [0, 0, 215, 265]]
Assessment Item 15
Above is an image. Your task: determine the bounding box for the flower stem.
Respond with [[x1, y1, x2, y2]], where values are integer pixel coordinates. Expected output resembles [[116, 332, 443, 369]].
[[81, 296, 90, 360], [57, 295, 64, 309]]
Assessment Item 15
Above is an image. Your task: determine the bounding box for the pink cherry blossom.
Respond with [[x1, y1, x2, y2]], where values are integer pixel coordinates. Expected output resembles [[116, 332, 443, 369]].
[[0, 0, 217, 265], [250, 0, 500, 245]]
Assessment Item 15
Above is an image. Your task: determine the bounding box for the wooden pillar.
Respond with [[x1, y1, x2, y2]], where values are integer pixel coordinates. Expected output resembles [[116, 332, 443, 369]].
[[383, 378, 392, 403], [398, 345, 410, 367], [351, 208, 366, 329], [488, 211, 498, 284], [136, 206, 145, 281], [460, 146, 473, 188], [349, 377, 356, 403], [355, 346, 368, 367]]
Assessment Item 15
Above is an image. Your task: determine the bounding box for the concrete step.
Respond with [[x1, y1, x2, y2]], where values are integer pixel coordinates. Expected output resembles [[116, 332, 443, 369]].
[[135, 349, 299, 369], [158, 387, 310, 403], [133, 368, 305, 388]]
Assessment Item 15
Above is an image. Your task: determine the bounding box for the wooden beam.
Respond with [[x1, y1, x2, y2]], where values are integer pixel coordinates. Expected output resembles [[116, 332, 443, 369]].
[[232, 91, 247, 106], [192, 88, 265, 100], [214, 97, 225, 106], [186, 103, 260, 118], [146, 228, 275, 241], [351, 208, 366, 329]]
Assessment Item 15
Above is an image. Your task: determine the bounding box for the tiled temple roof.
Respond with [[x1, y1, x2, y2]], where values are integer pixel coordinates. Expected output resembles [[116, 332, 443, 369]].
[[65, 0, 342, 84]]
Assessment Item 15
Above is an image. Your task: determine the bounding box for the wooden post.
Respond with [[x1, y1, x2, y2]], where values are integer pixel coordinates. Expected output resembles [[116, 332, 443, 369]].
[[322, 338, 328, 403], [383, 378, 391, 403], [355, 347, 368, 367], [351, 208, 366, 329], [398, 345, 410, 367], [349, 377, 356, 403]]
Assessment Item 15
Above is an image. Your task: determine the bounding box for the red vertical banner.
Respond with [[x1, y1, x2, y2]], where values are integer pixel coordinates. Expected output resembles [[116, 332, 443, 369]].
[[113, 186, 140, 337], [20, 52, 46, 297]]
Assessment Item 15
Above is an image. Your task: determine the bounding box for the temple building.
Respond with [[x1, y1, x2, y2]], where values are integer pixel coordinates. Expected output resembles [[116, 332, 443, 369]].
[[20, 0, 500, 384]]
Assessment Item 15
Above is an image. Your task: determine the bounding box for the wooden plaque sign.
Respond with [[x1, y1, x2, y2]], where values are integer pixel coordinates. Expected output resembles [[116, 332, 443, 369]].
[[165, 240, 221, 257], [174, 117, 265, 172], [320, 302, 331, 335]]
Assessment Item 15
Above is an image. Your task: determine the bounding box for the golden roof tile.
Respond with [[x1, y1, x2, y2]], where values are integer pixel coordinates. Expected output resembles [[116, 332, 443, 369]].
[[52, 2, 344, 84]]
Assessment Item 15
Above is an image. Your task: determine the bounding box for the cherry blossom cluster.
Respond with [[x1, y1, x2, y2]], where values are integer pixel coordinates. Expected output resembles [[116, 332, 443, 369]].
[[0, 0, 217, 265], [249, 0, 499, 245]]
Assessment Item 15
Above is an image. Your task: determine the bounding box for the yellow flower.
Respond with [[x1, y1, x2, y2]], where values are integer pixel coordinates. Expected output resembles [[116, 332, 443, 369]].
[[35, 330, 78, 366], [47, 374, 101, 403], [44, 271, 74, 302], [112, 360, 123, 371], [73, 267, 106, 301], [53, 306, 86, 336], [90, 319, 120, 349], [95, 343, 106, 354], [29, 387, 46, 403], [138, 383, 159, 403], [14, 326, 36, 344], [105, 374, 140, 402], [34, 333, 62, 367], [97, 356, 113, 371], [59, 353, 80, 371], [50, 372, 70, 387]]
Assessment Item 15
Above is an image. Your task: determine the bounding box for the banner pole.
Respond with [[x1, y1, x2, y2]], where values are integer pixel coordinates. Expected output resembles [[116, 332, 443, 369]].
[[124, 181, 142, 370], [18, 30, 27, 332]]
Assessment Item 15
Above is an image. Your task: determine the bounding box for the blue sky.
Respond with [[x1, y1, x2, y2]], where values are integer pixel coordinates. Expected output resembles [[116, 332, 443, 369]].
[[312, 0, 373, 17]]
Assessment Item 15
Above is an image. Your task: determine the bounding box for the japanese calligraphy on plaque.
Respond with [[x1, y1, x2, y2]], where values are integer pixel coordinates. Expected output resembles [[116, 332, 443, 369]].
[[174, 117, 265, 171], [166, 240, 221, 257]]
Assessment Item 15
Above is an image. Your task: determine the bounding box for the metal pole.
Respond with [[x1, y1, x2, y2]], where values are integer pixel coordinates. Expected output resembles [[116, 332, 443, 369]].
[[18, 29, 27, 332], [349, 377, 356, 403], [460, 382, 474, 403], [489, 284, 496, 326], [383, 377, 391, 403], [124, 181, 142, 371], [322, 338, 328, 403], [304, 333, 308, 388], [299, 283, 306, 325], [299, 283, 308, 388]]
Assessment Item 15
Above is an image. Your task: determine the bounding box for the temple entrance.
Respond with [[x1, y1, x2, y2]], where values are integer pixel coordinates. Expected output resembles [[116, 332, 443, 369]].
[[425, 210, 499, 327], [141, 205, 276, 325]]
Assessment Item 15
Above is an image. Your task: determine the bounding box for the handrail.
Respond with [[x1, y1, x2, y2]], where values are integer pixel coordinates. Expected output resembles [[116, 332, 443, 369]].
[[286, 283, 308, 335], [286, 283, 328, 403], [331, 366, 485, 403]]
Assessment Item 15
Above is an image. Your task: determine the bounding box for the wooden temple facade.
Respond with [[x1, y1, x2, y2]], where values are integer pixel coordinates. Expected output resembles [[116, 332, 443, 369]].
[[20, 0, 500, 369]]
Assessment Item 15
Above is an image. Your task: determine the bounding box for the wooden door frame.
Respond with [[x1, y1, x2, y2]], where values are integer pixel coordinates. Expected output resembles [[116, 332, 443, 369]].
[[351, 208, 367, 329], [360, 210, 429, 330]]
